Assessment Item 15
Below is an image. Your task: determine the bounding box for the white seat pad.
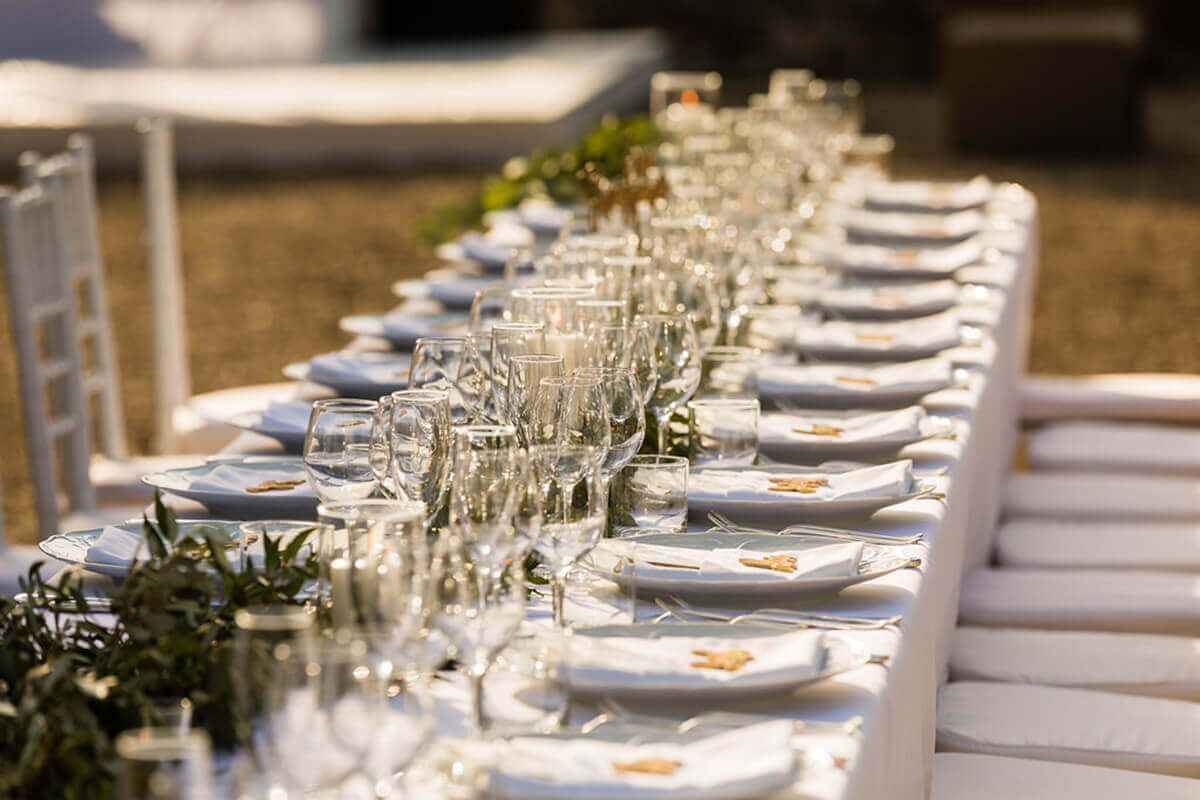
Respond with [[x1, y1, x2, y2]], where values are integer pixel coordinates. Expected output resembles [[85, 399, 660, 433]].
[[950, 627, 1200, 700], [933, 753, 1200, 800], [937, 682, 1200, 777], [958, 568, 1200, 635], [1022, 373, 1200, 423], [994, 518, 1200, 571], [1028, 421, 1200, 475], [1004, 471, 1200, 520]]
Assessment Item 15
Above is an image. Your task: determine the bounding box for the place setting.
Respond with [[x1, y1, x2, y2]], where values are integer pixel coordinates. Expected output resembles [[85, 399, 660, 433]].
[[283, 349, 412, 397], [756, 355, 961, 407], [758, 405, 956, 461]]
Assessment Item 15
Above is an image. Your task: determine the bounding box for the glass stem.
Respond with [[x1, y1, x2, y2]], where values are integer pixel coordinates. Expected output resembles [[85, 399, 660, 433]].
[[560, 479, 578, 524], [468, 666, 486, 738], [551, 569, 568, 628], [655, 410, 672, 454]]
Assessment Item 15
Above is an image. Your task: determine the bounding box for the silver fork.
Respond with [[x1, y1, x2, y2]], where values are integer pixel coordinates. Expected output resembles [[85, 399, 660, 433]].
[[708, 511, 924, 546]]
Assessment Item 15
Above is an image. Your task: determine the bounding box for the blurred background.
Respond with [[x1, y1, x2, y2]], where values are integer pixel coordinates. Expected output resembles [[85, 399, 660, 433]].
[[0, 0, 1198, 540]]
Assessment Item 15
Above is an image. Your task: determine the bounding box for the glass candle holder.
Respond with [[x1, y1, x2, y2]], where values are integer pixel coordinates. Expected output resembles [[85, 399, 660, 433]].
[[688, 397, 759, 468]]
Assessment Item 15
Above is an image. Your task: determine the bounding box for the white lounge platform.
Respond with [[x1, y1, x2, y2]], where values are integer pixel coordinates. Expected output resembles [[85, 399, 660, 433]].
[[0, 29, 666, 170]]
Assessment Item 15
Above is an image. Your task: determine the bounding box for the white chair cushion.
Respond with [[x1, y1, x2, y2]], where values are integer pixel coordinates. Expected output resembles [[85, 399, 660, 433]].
[[1022, 373, 1200, 423], [937, 682, 1200, 777], [933, 753, 1200, 800], [1028, 421, 1200, 475], [950, 627, 1200, 701], [994, 518, 1200, 572], [90, 454, 210, 506], [958, 568, 1200, 635], [1004, 471, 1200, 520]]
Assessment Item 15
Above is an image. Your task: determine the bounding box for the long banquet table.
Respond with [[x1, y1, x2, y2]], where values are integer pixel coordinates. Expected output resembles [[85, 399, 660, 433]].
[[193, 192, 1039, 800], [53, 184, 1038, 799]]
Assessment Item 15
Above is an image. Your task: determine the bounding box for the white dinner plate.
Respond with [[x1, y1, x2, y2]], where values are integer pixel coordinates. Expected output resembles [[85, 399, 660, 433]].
[[757, 358, 959, 408], [339, 312, 468, 350], [283, 351, 411, 398], [226, 401, 311, 452], [562, 622, 873, 700], [818, 279, 962, 320], [793, 319, 972, 362], [38, 520, 242, 578], [584, 531, 916, 600], [391, 275, 503, 310], [758, 410, 955, 461], [142, 457, 318, 519]]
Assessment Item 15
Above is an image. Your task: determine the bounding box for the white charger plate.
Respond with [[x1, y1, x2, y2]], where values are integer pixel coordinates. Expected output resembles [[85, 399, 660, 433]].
[[38, 520, 242, 578], [283, 351, 410, 398], [142, 457, 318, 519], [584, 531, 916, 600], [226, 401, 311, 452], [562, 622, 872, 700]]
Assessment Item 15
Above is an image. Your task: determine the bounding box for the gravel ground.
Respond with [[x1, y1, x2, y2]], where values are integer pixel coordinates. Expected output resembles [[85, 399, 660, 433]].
[[0, 151, 1198, 544]]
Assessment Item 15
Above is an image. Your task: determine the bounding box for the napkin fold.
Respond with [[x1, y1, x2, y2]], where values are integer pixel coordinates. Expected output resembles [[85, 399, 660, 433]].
[[307, 352, 410, 387], [794, 310, 962, 356], [459, 232, 520, 268], [626, 541, 863, 582], [517, 199, 576, 235], [491, 720, 796, 800], [257, 401, 312, 433], [833, 239, 982, 275], [85, 525, 144, 567], [836, 207, 986, 241], [380, 312, 467, 343], [761, 406, 925, 445], [689, 460, 912, 505], [188, 463, 315, 497], [865, 175, 992, 212], [821, 280, 960, 317], [757, 357, 954, 400]]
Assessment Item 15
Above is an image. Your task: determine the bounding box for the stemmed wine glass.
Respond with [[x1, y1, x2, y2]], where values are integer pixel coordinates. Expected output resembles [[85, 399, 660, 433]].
[[389, 389, 452, 529], [457, 331, 495, 423], [529, 374, 610, 523], [505, 353, 564, 446], [369, 394, 396, 498], [641, 313, 702, 454], [573, 367, 646, 490], [587, 319, 657, 406], [449, 425, 523, 576], [490, 321, 545, 423], [303, 399, 379, 504], [409, 337, 468, 422]]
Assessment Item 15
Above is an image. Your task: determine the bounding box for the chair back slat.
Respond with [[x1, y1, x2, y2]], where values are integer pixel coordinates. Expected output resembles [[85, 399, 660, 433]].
[[25, 136, 129, 460], [0, 185, 97, 539]]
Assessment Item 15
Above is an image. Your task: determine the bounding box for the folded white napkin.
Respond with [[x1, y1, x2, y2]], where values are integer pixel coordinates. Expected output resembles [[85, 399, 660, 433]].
[[307, 352, 410, 387], [794, 310, 962, 356], [761, 406, 925, 445], [517, 199, 575, 235], [757, 357, 954, 399], [821, 280, 961, 316], [865, 175, 992, 212], [380, 312, 467, 341], [626, 541, 863, 582], [491, 720, 796, 800], [257, 401, 312, 432], [690, 460, 912, 505], [188, 463, 315, 498], [459, 232, 521, 268], [86, 525, 145, 567], [833, 238, 982, 274], [836, 207, 986, 241]]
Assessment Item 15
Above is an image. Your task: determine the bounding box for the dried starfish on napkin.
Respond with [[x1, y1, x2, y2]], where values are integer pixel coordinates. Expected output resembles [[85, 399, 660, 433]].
[[791, 424, 845, 437], [767, 476, 830, 494], [738, 554, 799, 573], [690, 648, 756, 671], [612, 759, 684, 776], [245, 479, 306, 494]]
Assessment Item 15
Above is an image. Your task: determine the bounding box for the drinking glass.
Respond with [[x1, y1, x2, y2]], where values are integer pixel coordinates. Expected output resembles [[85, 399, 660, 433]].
[[576, 298, 627, 330], [409, 337, 468, 422], [530, 459, 605, 628], [116, 728, 213, 800], [457, 330, 495, 423], [490, 321, 546, 422], [389, 389, 452, 528], [505, 353, 564, 445], [317, 500, 426, 631], [530, 375, 610, 522], [509, 287, 591, 331], [641, 314, 702, 454], [734, 304, 815, 353], [697, 345, 761, 398], [449, 425, 523, 574], [481, 633, 569, 736], [430, 535, 527, 736], [611, 455, 689, 534], [468, 285, 510, 332], [586, 319, 657, 406], [688, 397, 760, 467], [303, 399, 379, 504], [369, 393, 396, 497], [599, 255, 652, 314], [573, 367, 645, 486]]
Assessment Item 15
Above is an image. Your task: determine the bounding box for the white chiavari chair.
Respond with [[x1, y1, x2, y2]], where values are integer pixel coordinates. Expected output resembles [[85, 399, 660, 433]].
[[933, 753, 1200, 800], [0, 183, 144, 562], [1022, 373, 1200, 424]]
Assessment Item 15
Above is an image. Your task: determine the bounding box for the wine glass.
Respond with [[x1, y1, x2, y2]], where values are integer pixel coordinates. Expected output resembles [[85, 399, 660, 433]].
[[449, 425, 522, 575], [389, 389, 452, 529], [457, 330, 495, 424], [303, 399, 379, 504], [587, 319, 657, 407], [528, 456, 605, 628], [369, 393, 396, 498], [641, 313, 702, 454], [490, 321, 545, 422], [530, 375, 610, 522], [409, 337, 468, 422], [468, 285, 510, 332], [429, 535, 526, 736], [574, 367, 645, 489], [505, 353, 563, 445]]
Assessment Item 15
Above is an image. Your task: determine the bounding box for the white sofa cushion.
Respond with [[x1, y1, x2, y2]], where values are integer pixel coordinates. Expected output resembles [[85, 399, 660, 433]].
[[1021, 373, 1200, 423], [994, 518, 1200, 571], [937, 682, 1200, 777], [950, 627, 1200, 700], [1028, 421, 1200, 475], [958, 568, 1200, 635], [933, 753, 1200, 800], [1004, 471, 1200, 520]]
